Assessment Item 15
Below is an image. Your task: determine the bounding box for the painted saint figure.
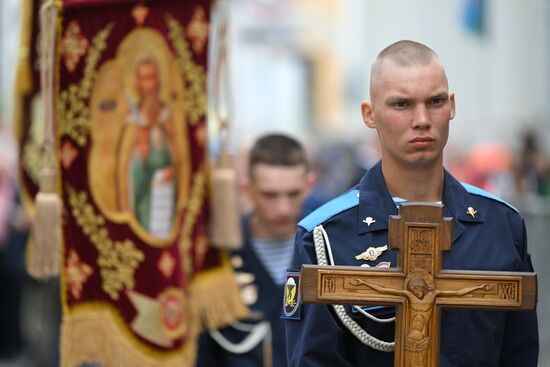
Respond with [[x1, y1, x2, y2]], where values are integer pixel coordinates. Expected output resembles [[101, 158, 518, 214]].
[[122, 57, 176, 238], [352, 274, 491, 367]]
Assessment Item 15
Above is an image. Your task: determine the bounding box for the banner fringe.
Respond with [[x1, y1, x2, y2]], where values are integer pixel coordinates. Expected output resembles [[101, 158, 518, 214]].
[[190, 263, 249, 331], [61, 308, 197, 367]]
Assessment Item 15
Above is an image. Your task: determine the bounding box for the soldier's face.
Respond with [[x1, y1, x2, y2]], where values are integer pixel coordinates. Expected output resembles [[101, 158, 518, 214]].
[[361, 60, 455, 170], [248, 163, 311, 237]]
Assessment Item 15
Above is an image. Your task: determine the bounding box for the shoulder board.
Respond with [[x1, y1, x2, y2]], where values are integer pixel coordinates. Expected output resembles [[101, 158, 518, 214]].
[[298, 189, 359, 232], [460, 182, 518, 213]]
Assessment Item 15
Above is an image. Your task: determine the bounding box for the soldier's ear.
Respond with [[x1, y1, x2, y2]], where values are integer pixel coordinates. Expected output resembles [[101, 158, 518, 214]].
[[361, 102, 376, 129], [449, 93, 456, 120]]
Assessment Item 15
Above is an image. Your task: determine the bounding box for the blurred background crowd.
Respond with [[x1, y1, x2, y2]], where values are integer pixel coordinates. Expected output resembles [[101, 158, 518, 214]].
[[1, 0, 550, 366]]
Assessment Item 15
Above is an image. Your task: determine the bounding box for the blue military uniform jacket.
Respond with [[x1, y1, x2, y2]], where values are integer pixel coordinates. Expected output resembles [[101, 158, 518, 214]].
[[197, 216, 287, 367], [284, 161, 538, 367]]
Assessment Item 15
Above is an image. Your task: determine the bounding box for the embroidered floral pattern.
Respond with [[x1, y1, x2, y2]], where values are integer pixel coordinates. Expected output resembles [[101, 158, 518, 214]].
[[60, 140, 78, 169], [158, 251, 176, 278], [67, 186, 145, 300], [59, 23, 113, 146], [61, 21, 89, 73], [66, 249, 94, 300], [177, 162, 206, 275], [131, 3, 149, 26], [186, 7, 209, 54], [166, 14, 207, 126]]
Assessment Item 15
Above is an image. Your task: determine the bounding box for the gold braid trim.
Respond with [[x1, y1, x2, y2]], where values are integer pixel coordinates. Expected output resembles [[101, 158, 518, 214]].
[[166, 14, 207, 126], [190, 253, 249, 331], [67, 186, 144, 300], [61, 307, 197, 367], [58, 22, 113, 146], [179, 161, 207, 276]]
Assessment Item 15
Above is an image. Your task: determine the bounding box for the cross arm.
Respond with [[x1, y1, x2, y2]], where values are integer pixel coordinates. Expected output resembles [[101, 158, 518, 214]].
[[434, 270, 537, 311], [301, 264, 407, 305]]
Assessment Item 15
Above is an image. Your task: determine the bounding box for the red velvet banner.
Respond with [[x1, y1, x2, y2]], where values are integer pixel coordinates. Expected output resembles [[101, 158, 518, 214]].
[[17, 1, 247, 366]]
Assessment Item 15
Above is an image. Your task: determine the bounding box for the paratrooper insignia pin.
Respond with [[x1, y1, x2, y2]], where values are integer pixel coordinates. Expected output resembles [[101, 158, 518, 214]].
[[355, 245, 388, 262], [362, 217, 376, 226]]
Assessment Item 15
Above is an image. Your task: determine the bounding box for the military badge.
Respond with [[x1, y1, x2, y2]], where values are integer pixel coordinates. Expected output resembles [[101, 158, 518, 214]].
[[467, 206, 477, 218], [282, 271, 302, 320], [355, 245, 388, 262], [362, 216, 376, 226]]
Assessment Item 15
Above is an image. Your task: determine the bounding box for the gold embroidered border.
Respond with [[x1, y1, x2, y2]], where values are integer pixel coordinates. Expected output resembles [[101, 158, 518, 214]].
[[61, 305, 197, 367], [67, 185, 145, 300], [166, 14, 207, 126], [58, 22, 114, 146], [179, 161, 207, 276]]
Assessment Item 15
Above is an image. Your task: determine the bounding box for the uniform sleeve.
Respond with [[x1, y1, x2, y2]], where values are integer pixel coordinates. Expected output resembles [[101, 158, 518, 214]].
[[500, 216, 539, 367], [284, 227, 354, 367]]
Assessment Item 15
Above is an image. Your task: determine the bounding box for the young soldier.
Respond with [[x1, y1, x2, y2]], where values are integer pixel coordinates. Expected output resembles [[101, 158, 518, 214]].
[[283, 40, 539, 366], [197, 134, 314, 367]]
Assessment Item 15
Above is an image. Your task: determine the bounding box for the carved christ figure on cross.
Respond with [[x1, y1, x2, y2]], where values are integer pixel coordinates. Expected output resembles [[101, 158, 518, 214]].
[[351, 272, 492, 366]]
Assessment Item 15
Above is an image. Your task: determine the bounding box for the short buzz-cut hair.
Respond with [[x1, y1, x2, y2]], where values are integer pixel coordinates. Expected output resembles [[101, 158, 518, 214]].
[[370, 40, 444, 98], [247, 134, 309, 177]]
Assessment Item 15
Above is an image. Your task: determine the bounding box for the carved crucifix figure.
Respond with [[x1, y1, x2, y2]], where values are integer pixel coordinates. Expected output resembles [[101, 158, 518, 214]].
[[352, 272, 491, 366], [301, 203, 537, 367]]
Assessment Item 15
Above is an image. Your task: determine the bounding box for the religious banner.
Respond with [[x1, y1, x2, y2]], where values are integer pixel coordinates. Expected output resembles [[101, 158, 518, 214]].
[[16, 0, 248, 366]]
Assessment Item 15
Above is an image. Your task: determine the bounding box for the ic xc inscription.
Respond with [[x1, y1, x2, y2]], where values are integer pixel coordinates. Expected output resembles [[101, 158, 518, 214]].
[[410, 227, 434, 253]]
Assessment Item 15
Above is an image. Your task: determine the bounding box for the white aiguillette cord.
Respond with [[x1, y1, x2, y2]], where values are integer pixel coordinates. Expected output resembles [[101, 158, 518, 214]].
[[208, 320, 270, 354], [313, 225, 395, 352]]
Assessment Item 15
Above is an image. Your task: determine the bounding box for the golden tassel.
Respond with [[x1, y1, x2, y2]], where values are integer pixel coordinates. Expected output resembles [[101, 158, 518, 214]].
[[28, 0, 61, 278], [208, 2, 242, 249], [209, 122, 242, 249], [29, 166, 61, 277]]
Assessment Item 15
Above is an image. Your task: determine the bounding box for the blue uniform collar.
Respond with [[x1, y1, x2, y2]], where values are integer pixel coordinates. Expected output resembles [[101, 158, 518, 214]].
[[357, 161, 484, 241]]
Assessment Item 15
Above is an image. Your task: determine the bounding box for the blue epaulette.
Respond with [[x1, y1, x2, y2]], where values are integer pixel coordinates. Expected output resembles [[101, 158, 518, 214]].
[[460, 182, 519, 213], [298, 189, 359, 232]]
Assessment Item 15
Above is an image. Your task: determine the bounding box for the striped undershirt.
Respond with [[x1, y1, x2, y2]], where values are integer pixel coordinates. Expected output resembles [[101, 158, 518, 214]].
[[251, 235, 295, 285]]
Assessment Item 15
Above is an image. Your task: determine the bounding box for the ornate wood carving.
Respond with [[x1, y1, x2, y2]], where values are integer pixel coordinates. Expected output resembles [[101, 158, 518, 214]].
[[301, 203, 537, 367]]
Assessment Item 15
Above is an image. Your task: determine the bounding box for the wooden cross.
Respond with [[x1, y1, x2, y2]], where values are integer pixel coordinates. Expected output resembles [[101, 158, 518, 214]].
[[301, 203, 537, 367]]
